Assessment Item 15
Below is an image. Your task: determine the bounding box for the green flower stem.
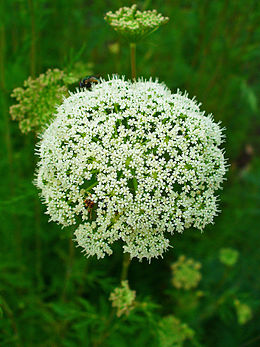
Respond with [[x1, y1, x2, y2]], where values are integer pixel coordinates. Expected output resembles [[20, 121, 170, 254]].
[[86, 181, 98, 191], [28, 0, 36, 77], [61, 234, 75, 302], [0, 25, 22, 259], [34, 197, 44, 292], [130, 42, 136, 80], [0, 26, 13, 190], [0, 297, 21, 346], [121, 253, 131, 281]]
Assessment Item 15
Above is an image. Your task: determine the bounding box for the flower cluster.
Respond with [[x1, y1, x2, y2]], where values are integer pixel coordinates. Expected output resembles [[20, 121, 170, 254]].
[[171, 255, 202, 290], [10, 69, 68, 134], [10, 63, 92, 134], [109, 281, 136, 317], [158, 315, 194, 347], [219, 248, 239, 266], [105, 4, 169, 42], [35, 76, 227, 261]]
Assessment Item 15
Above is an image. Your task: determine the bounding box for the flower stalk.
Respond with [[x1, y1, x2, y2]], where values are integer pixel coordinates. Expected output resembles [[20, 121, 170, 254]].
[[130, 42, 136, 80], [121, 253, 131, 281]]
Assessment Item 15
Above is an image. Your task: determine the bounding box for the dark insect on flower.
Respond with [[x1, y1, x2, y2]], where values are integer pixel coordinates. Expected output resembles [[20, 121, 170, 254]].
[[79, 76, 100, 89], [84, 198, 95, 219]]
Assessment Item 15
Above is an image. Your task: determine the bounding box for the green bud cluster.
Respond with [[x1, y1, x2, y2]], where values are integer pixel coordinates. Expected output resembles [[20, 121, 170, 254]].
[[219, 248, 239, 266], [10, 63, 92, 134], [158, 315, 194, 347], [234, 299, 252, 325], [171, 255, 202, 290], [109, 280, 136, 317], [105, 4, 169, 42], [10, 69, 68, 134]]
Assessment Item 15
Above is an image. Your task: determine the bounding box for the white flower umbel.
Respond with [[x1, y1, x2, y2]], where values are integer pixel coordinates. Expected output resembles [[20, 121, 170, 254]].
[[35, 76, 227, 261]]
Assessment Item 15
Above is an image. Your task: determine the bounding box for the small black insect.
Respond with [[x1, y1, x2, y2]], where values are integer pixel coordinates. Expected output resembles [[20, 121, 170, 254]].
[[79, 76, 100, 89]]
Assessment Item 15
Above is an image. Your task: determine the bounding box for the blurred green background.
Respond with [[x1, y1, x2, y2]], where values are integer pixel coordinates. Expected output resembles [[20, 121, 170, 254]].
[[0, 0, 260, 346]]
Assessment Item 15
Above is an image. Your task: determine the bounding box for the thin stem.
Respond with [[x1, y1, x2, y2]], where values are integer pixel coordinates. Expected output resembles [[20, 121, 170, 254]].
[[0, 25, 22, 258], [1, 297, 21, 346], [61, 235, 75, 302], [28, 0, 36, 77], [56, 235, 75, 340], [34, 198, 43, 292], [0, 26, 13, 187], [130, 42, 136, 80], [120, 253, 131, 282], [94, 254, 131, 347], [93, 309, 115, 347]]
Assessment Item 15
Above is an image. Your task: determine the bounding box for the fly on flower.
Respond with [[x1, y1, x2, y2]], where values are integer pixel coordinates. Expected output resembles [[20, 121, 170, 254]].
[[79, 76, 100, 89]]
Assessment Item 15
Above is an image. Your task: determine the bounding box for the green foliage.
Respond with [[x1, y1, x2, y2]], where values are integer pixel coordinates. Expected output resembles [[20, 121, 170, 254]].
[[0, 0, 260, 346]]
